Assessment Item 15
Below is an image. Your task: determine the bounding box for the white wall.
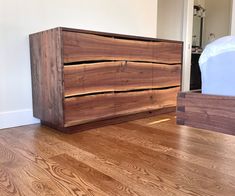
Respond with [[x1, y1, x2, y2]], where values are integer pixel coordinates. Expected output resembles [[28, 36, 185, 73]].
[[157, 0, 184, 41], [0, 0, 158, 129], [204, 0, 232, 45]]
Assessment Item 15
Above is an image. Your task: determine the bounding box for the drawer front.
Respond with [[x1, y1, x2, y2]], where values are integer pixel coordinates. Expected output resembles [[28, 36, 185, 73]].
[[64, 87, 179, 127], [152, 63, 181, 88], [62, 31, 182, 64], [115, 90, 154, 117], [64, 93, 116, 127], [64, 61, 181, 97], [152, 86, 180, 108], [116, 87, 180, 117], [117, 62, 180, 91], [64, 62, 119, 97]]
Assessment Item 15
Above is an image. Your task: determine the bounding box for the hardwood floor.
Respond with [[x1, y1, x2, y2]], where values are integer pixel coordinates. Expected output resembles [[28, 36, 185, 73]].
[[0, 112, 235, 196]]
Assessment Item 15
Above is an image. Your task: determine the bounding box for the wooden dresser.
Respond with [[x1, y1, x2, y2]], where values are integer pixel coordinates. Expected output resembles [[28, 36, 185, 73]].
[[30, 27, 183, 132]]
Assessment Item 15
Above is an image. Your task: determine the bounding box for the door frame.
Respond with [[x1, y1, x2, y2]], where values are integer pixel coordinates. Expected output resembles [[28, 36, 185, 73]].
[[182, 0, 194, 91]]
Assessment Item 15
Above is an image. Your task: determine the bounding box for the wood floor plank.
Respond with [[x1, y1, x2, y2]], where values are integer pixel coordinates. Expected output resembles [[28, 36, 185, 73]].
[[93, 125, 235, 186], [135, 113, 235, 147], [42, 132, 188, 195], [116, 122, 235, 160], [59, 131, 235, 196], [51, 154, 140, 196], [132, 117, 235, 169], [92, 127, 235, 192], [0, 135, 106, 196], [0, 112, 235, 195], [0, 143, 61, 196], [0, 166, 24, 196], [1, 127, 181, 196]]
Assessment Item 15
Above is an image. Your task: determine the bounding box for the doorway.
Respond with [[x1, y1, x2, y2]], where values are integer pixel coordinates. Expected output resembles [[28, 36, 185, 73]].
[[157, 0, 234, 91], [183, 0, 233, 91]]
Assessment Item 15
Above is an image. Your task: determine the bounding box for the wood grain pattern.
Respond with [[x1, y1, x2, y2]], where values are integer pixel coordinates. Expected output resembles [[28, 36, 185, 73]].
[[177, 91, 235, 135], [152, 63, 181, 89], [0, 167, 23, 196], [62, 31, 182, 64], [30, 27, 182, 130], [43, 107, 176, 133], [153, 87, 180, 108], [29, 28, 64, 127], [64, 87, 179, 127], [114, 90, 154, 117], [64, 62, 119, 97], [51, 154, 139, 196], [61, 27, 183, 43], [115, 87, 179, 116], [1, 113, 235, 195], [64, 61, 181, 97], [64, 93, 116, 127]]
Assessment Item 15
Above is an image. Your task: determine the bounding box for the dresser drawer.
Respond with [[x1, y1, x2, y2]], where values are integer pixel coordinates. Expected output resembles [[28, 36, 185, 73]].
[[62, 31, 182, 64], [64, 91, 153, 127], [64, 87, 179, 127], [114, 90, 153, 117], [152, 86, 180, 108], [64, 62, 119, 97], [117, 62, 180, 91], [64, 62, 181, 97], [153, 64, 181, 88], [115, 87, 179, 117], [64, 93, 116, 127]]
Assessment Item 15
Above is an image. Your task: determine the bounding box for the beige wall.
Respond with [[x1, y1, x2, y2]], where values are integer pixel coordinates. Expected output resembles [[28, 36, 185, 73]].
[[157, 0, 184, 41], [194, 0, 205, 7], [203, 0, 232, 46], [0, 0, 158, 128], [232, 0, 235, 35]]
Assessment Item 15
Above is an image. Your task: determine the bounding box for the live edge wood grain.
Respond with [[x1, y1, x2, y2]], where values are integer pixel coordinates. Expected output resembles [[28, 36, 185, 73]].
[[177, 91, 235, 135], [29, 28, 64, 127], [62, 31, 182, 64], [64, 87, 179, 127], [30, 27, 182, 131], [64, 61, 181, 97]]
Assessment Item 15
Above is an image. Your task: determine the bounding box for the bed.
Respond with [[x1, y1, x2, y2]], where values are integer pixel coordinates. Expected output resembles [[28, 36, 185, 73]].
[[200, 36, 235, 96], [177, 36, 235, 135]]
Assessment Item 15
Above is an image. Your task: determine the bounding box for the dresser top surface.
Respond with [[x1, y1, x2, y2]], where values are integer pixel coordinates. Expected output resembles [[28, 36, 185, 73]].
[[30, 27, 183, 44]]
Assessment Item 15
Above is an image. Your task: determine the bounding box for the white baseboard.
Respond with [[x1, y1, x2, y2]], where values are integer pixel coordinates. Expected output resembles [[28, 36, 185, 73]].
[[0, 109, 40, 130]]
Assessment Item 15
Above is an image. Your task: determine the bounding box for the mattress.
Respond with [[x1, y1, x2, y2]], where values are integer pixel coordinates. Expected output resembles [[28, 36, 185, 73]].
[[199, 36, 235, 96]]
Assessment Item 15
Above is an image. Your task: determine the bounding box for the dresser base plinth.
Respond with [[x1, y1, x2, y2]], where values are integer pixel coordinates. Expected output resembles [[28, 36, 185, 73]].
[[41, 107, 176, 133]]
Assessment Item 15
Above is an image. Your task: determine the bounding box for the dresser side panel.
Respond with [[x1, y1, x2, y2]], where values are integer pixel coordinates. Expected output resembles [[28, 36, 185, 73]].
[[30, 28, 64, 127]]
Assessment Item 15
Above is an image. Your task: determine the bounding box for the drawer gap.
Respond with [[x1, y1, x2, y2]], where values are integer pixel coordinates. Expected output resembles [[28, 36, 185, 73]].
[[65, 85, 180, 98], [64, 60, 181, 66]]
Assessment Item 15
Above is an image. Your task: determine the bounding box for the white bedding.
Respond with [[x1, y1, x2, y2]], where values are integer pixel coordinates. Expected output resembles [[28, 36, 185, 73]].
[[199, 36, 235, 96]]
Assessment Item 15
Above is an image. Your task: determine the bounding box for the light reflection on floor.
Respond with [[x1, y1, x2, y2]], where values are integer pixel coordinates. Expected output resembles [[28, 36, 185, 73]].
[[147, 118, 171, 125]]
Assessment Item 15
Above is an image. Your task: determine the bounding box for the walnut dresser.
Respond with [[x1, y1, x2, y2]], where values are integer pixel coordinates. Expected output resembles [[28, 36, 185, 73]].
[[29, 27, 183, 132]]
